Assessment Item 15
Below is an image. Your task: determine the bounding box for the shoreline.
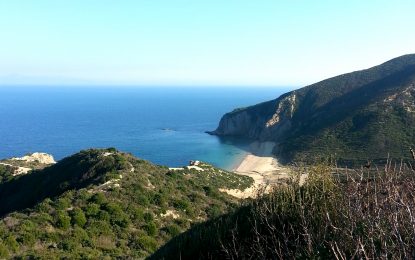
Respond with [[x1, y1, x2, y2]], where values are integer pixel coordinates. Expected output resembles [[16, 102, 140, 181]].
[[220, 141, 292, 199]]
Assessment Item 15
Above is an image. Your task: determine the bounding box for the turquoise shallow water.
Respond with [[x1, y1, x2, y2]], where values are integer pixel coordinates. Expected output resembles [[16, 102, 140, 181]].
[[0, 86, 290, 170]]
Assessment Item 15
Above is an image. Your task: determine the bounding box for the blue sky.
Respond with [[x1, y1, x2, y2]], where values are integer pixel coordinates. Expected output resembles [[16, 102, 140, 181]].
[[0, 1, 414, 87]]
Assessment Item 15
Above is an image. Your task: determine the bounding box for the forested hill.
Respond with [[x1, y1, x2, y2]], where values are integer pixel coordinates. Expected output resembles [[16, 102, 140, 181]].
[[209, 54, 415, 165], [0, 149, 252, 258]]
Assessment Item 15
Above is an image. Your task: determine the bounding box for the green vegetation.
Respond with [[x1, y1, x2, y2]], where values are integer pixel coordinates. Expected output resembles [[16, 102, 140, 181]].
[[212, 54, 415, 166], [152, 162, 415, 259], [0, 164, 16, 183], [0, 149, 252, 258], [0, 149, 132, 215], [3, 148, 415, 258]]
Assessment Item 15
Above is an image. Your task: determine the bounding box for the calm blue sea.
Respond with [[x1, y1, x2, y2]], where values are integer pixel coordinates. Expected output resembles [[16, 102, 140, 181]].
[[0, 86, 290, 169]]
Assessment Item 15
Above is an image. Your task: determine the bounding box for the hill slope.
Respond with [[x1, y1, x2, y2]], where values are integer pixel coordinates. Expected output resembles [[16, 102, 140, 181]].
[[0, 149, 252, 258], [209, 54, 415, 165], [152, 164, 415, 259]]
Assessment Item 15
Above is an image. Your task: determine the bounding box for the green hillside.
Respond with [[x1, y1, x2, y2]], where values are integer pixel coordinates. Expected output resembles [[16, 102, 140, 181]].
[[0, 149, 252, 258], [210, 54, 415, 165]]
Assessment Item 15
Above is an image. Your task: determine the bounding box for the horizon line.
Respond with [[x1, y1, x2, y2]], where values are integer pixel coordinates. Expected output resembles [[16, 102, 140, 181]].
[[0, 84, 300, 89]]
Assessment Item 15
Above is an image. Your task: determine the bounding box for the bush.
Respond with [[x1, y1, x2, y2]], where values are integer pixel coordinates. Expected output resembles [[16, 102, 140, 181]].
[[72, 226, 90, 246], [206, 204, 222, 218], [84, 203, 100, 217], [55, 197, 71, 210], [34, 212, 53, 223], [96, 210, 110, 221], [55, 211, 71, 230], [137, 194, 150, 206], [4, 235, 18, 252], [35, 200, 53, 213], [152, 193, 166, 207], [173, 199, 190, 211], [166, 224, 181, 237], [17, 232, 36, 247], [58, 238, 78, 251], [0, 243, 9, 258], [144, 222, 157, 236], [143, 212, 153, 223], [107, 148, 117, 153], [71, 208, 87, 227], [86, 220, 113, 236], [130, 207, 144, 222], [90, 193, 107, 205], [104, 202, 122, 216], [112, 212, 131, 228], [137, 236, 158, 252]]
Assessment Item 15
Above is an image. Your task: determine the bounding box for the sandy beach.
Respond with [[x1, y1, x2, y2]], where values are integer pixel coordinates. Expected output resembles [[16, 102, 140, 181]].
[[220, 141, 293, 199]]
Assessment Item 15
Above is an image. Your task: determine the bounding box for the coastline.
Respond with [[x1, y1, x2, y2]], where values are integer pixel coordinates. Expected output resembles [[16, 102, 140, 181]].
[[220, 141, 292, 199]]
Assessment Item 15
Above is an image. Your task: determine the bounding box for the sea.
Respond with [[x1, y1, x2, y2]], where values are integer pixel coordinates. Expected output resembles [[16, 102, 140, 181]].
[[0, 86, 291, 170]]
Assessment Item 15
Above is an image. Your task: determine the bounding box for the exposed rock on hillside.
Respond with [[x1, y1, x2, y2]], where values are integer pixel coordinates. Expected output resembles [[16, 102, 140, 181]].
[[11, 152, 56, 164]]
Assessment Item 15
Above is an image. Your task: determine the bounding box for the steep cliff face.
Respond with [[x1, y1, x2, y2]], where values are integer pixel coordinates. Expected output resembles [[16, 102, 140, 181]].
[[210, 54, 415, 164], [209, 92, 297, 141]]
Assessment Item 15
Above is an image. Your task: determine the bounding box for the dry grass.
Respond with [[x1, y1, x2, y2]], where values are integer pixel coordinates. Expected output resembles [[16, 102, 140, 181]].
[[220, 160, 415, 259]]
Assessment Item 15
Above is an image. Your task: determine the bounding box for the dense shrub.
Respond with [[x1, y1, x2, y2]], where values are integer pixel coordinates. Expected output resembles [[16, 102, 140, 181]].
[[143, 212, 154, 223], [137, 236, 158, 252], [166, 224, 181, 237], [55, 211, 71, 230], [17, 232, 36, 247], [90, 193, 106, 205], [0, 243, 9, 258], [3, 235, 18, 252], [145, 222, 157, 236], [172, 199, 190, 211], [71, 208, 87, 227], [84, 203, 100, 216]]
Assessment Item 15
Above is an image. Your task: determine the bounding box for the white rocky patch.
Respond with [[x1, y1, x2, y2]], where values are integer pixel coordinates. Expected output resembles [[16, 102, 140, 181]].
[[11, 152, 56, 164], [266, 93, 296, 128], [160, 210, 180, 219], [383, 84, 415, 113], [185, 165, 204, 171]]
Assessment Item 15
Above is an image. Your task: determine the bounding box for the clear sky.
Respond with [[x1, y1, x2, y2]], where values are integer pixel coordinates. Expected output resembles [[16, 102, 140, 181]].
[[0, 1, 414, 87]]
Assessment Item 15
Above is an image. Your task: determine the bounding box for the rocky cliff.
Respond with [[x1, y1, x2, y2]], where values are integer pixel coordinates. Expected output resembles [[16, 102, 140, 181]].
[[209, 54, 415, 165], [209, 91, 297, 141]]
